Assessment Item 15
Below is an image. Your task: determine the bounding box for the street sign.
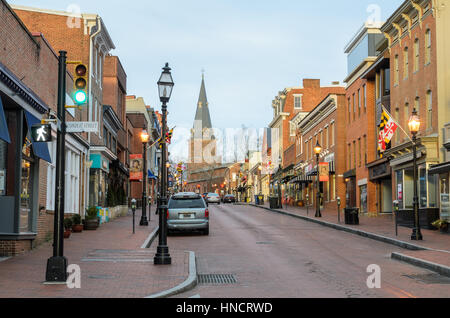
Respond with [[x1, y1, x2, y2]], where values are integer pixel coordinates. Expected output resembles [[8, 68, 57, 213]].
[[31, 124, 52, 142], [66, 122, 98, 133]]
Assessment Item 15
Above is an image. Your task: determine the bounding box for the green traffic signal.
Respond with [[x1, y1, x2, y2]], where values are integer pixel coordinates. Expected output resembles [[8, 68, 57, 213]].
[[74, 90, 87, 104]]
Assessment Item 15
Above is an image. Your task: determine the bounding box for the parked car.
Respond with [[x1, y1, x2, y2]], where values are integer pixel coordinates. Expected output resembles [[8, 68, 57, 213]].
[[206, 193, 221, 204], [167, 192, 209, 235], [223, 194, 236, 203]]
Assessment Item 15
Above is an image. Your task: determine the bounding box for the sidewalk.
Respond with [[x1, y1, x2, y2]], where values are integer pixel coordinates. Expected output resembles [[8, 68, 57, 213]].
[[0, 208, 194, 298], [248, 202, 450, 276]]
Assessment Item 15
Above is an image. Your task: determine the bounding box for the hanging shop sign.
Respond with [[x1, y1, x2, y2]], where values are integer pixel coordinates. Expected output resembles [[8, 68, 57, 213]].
[[129, 154, 143, 181], [319, 162, 329, 182]]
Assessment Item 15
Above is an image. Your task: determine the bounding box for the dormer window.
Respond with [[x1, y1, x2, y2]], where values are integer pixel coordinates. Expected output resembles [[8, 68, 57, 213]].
[[294, 95, 303, 110]]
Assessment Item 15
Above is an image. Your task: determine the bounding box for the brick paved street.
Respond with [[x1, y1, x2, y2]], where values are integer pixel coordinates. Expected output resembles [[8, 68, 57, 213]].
[[250, 202, 450, 270], [0, 208, 190, 298]]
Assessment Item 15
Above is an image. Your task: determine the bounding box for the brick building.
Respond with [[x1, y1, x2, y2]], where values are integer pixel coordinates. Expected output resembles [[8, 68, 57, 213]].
[[102, 56, 129, 206], [343, 22, 384, 215], [269, 79, 345, 204], [125, 96, 161, 204], [0, 0, 83, 255], [381, 0, 442, 228], [295, 93, 347, 214], [13, 4, 116, 212]]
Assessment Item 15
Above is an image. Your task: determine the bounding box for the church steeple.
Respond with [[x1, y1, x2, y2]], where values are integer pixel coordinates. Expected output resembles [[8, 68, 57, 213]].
[[194, 73, 212, 131]]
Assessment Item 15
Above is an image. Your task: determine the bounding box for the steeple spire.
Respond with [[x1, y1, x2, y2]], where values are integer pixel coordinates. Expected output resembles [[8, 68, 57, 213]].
[[194, 73, 212, 130]]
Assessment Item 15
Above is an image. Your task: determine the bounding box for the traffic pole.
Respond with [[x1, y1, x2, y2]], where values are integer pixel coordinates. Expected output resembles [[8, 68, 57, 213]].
[[45, 51, 68, 282]]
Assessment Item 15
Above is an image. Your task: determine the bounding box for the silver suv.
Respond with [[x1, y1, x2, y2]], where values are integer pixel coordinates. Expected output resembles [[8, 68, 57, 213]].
[[167, 192, 209, 235]]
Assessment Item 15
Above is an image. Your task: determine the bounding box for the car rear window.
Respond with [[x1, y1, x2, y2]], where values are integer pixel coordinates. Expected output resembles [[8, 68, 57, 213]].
[[168, 198, 206, 209]]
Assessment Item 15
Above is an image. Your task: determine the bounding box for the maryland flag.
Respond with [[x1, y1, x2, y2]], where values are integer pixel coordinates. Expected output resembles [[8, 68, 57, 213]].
[[378, 106, 398, 156], [166, 128, 174, 144], [158, 127, 175, 148]]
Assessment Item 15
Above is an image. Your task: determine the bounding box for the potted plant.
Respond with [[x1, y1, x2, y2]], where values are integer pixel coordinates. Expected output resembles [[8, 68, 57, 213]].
[[84, 206, 99, 230], [72, 214, 83, 233], [64, 218, 73, 239], [432, 219, 449, 233]]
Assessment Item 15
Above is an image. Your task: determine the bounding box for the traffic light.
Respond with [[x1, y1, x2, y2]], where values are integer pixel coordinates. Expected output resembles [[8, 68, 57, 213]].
[[31, 124, 52, 142], [73, 63, 88, 105]]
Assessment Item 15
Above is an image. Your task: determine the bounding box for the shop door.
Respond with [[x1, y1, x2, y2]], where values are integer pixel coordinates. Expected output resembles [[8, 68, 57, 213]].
[[346, 177, 357, 208], [20, 158, 33, 233]]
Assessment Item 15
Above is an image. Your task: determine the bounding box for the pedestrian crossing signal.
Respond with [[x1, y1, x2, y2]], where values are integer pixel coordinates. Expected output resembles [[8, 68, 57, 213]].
[[31, 124, 52, 142]]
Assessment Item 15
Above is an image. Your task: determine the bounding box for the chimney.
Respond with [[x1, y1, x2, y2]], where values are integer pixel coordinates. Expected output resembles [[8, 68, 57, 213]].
[[303, 79, 320, 88]]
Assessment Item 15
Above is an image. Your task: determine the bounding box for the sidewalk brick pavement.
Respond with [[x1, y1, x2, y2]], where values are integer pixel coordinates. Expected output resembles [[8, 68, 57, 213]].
[[250, 202, 450, 272], [0, 207, 190, 298]]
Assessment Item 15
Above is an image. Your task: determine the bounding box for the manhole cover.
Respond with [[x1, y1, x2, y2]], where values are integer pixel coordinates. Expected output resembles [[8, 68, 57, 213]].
[[256, 242, 275, 245], [403, 273, 450, 285], [198, 274, 237, 285]]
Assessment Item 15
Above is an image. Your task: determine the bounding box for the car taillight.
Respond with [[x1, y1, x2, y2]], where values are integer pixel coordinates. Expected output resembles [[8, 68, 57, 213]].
[[205, 209, 209, 218], [167, 209, 170, 219]]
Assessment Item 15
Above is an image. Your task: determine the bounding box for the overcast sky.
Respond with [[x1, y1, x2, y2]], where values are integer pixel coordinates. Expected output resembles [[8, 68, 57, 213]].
[[9, 0, 404, 161]]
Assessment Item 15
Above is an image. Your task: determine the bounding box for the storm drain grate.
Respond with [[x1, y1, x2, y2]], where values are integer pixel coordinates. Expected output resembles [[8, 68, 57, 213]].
[[198, 274, 237, 285]]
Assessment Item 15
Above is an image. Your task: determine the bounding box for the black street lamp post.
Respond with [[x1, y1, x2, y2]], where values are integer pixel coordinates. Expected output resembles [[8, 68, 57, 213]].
[[154, 63, 174, 265], [314, 141, 322, 218], [140, 130, 150, 226], [409, 108, 423, 241]]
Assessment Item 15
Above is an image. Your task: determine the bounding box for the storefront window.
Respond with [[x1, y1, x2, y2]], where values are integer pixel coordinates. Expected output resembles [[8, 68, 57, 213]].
[[404, 169, 414, 209], [0, 140, 6, 196], [360, 185, 368, 213], [419, 166, 427, 208], [396, 170, 404, 209], [20, 141, 33, 233], [428, 172, 437, 208], [440, 173, 450, 221]]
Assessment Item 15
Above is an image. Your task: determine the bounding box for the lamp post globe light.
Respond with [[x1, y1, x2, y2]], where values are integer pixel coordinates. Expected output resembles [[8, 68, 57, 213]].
[[408, 108, 423, 241], [154, 63, 174, 265], [140, 130, 150, 226], [314, 141, 322, 218]]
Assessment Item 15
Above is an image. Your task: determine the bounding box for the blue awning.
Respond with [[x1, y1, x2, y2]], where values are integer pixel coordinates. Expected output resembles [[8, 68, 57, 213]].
[[0, 96, 11, 143], [148, 170, 157, 179], [24, 111, 52, 163]]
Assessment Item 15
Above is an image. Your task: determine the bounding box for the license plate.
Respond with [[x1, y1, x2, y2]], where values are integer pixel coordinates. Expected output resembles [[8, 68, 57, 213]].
[[179, 213, 194, 219]]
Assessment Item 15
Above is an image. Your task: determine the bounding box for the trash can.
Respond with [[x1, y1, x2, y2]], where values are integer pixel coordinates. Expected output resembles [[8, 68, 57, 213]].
[[258, 195, 264, 205], [345, 208, 360, 225], [269, 196, 280, 209], [254, 195, 259, 205]]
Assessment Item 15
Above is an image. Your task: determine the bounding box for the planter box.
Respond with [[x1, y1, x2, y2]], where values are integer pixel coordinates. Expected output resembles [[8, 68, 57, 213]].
[[397, 208, 440, 230]]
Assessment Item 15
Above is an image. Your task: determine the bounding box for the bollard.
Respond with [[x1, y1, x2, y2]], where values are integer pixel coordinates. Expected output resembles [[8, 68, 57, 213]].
[[337, 197, 341, 223], [131, 199, 137, 234], [306, 194, 309, 216]]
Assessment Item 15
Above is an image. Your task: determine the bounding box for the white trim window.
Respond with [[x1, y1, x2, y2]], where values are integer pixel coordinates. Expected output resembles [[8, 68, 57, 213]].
[[65, 149, 80, 214], [294, 94, 303, 110]]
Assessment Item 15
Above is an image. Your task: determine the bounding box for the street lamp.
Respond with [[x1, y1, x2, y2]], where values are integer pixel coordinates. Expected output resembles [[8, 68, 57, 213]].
[[154, 63, 174, 265], [140, 130, 150, 226], [314, 141, 322, 218], [408, 108, 423, 241]]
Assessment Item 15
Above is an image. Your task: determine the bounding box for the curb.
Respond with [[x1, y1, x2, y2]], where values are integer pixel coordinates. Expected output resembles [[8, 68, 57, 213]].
[[141, 226, 159, 249], [391, 252, 450, 278], [249, 204, 430, 251], [145, 251, 198, 298]]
